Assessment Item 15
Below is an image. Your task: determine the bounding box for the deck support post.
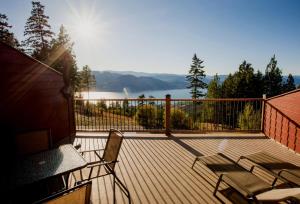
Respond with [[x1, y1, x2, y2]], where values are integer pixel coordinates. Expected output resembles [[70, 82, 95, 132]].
[[165, 94, 171, 136], [261, 94, 267, 133]]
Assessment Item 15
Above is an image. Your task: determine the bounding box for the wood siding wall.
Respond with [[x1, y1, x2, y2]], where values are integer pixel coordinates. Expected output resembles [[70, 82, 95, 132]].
[[263, 90, 300, 153], [0, 42, 75, 147]]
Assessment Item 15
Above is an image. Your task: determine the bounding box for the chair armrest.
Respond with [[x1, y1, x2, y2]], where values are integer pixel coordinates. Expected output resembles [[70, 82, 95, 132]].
[[87, 160, 119, 168], [80, 149, 104, 154]]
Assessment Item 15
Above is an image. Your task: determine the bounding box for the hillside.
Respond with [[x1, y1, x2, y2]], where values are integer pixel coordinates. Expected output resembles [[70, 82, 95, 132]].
[[93, 71, 187, 92], [93, 70, 300, 92]]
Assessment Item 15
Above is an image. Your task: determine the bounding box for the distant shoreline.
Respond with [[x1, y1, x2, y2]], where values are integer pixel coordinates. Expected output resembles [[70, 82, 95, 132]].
[[78, 89, 206, 99]]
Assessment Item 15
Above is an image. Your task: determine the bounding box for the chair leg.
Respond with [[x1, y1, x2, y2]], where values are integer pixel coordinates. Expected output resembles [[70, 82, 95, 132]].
[[88, 166, 94, 180], [251, 196, 260, 204], [271, 177, 278, 187], [114, 174, 131, 204], [249, 165, 256, 172], [191, 157, 199, 169], [113, 175, 116, 204], [214, 174, 223, 196]]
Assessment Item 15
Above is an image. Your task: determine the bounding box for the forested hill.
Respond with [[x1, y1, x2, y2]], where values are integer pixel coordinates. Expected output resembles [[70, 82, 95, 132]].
[[93, 71, 186, 92], [92, 71, 225, 92], [93, 70, 300, 92]]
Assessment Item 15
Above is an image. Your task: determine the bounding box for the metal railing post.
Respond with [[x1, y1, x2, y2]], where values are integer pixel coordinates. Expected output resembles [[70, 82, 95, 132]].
[[165, 94, 171, 136]]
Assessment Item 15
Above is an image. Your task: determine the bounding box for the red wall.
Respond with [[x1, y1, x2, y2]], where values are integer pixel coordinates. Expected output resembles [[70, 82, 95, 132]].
[[0, 42, 75, 147], [263, 90, 300, 153]]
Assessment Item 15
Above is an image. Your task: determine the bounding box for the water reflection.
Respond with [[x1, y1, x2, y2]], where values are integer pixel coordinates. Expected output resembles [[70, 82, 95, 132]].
[[77, 89, 196, 99]]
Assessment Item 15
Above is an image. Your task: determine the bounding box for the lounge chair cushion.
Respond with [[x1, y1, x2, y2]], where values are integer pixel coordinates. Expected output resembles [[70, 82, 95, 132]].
[[242, 151, 300, 185], [197, 153, 271, 197], [199, 153, 245, 176], [223, 172, 271, 198]]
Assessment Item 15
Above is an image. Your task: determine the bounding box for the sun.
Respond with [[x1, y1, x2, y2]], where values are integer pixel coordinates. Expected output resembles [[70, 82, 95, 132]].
[[66, 3, 109, 46], [76, 19, 96, 39]]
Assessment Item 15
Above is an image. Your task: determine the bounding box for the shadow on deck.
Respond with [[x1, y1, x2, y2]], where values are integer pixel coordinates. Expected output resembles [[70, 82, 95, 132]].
[[73, 132, 300, 204]]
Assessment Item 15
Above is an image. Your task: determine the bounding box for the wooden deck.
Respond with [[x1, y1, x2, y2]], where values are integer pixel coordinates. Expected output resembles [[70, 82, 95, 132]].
[[73, 132, 300, 204]]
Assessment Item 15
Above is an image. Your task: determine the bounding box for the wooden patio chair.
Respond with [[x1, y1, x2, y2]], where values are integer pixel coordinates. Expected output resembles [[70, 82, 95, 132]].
[[15, 128, 52, 157], [72, 129, 131, 204], [192, 153, 300, 203], [33, 180, 92, 204], [237, 151, 300, 186]]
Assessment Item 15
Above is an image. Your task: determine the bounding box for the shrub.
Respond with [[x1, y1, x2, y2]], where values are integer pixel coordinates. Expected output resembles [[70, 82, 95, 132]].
[[170, 109, 191, 129], [238, 103, 261, 130], [135, 105, 158, 129]]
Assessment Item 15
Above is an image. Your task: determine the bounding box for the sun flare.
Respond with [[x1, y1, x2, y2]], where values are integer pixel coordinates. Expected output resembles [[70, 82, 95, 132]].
[[66, 3, 109, 46], [76, 19, 96, 39]]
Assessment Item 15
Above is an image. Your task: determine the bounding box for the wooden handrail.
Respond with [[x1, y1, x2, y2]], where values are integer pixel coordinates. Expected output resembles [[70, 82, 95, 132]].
[[74, 98, 263, 102]]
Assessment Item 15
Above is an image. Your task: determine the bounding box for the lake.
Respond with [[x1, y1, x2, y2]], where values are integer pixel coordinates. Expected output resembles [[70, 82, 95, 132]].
[[79, 89, 204, 99]]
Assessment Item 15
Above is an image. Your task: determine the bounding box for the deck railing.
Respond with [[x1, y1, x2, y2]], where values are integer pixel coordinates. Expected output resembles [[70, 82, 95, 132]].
[[74, 95, 263, 133], [263, 101, 300, 152]]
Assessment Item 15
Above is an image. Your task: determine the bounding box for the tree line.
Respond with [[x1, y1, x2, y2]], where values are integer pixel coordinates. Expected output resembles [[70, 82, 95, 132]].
[[187, 55, 298, 99], [0, 1, 95, 93]]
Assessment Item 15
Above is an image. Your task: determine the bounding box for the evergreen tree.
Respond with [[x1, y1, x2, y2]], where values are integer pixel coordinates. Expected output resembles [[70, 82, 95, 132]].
[[0, 13, 20, 48], [186, 54, 207, 99], [222, 61, 259, 98], [22, 1, 54, 62], [207, 73, 222, 98], [253, 70, 264, 97], [234, 61, 256, 97], [222, 73, 235, 98], [79, 65, 96, 92], [49, 25, 80, 92], [206, 73, 222, 124], [264, 55, 283, 97], [282, 74, 296, 93], [221, 61, 263, 98]]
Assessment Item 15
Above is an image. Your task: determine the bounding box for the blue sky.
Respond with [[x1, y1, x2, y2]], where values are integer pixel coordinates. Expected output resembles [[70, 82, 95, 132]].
[[1, 0, 300, 75]]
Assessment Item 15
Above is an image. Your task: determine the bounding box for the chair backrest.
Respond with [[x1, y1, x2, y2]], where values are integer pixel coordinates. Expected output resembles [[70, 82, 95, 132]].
[[15, 128, 52, 156], [34, 181, 92, 204], [102, 129, 124, 170]]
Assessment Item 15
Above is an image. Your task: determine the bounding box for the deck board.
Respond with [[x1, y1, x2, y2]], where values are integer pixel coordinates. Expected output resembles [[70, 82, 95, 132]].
[[73, 132, 300, 204]]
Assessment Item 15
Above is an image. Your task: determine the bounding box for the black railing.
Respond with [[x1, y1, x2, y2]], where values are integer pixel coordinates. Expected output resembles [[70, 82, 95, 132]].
[[74, 96, 263, 133]]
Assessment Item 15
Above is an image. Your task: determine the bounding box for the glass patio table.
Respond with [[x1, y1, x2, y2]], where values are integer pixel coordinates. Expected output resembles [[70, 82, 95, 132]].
[[9, 144, 87, 189]]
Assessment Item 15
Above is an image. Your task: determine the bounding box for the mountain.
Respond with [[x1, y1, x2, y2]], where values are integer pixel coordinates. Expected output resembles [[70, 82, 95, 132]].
[[283, 75, 300, 86], [93, 70, 300, 92], [92, 71, 187, 92]]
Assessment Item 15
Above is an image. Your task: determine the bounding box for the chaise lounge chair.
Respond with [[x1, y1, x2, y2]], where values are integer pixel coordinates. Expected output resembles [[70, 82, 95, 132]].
[[192, 153, 300, 203], [237, 151, 300, 186]]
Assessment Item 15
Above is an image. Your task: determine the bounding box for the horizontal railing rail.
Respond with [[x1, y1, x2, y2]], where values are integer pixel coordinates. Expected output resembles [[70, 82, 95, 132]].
[[74, 96, 263, 133]]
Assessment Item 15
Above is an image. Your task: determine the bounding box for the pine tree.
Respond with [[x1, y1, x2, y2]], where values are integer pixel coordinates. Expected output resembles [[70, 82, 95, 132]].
[[79, 65, 96, 92], [49, 25, 80, 92], [222, 73, 235, 98], [207, 73, 222, 98], [235, 61, 256, 98], [0, 13, 20, 48], [221, 61, 263, 98], [253, 70, 264, 97], [282, 74, 296, 93], [264, 55, 283, 97], [22, 1, 54, 61], [186, 54, 207, 99]]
